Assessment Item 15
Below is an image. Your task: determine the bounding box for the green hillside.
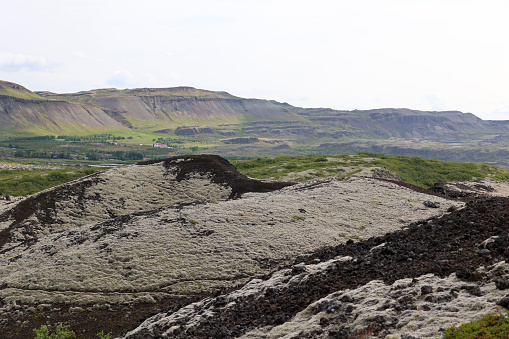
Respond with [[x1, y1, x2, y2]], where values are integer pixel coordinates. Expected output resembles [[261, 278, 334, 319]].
[[0, 80, 44, 100]]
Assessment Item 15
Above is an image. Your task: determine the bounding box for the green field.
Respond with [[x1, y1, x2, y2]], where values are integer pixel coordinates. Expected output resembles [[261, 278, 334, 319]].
[[0, 166, 107, 196], [233, 153, 509, 187], [1, 153, 509, 197]]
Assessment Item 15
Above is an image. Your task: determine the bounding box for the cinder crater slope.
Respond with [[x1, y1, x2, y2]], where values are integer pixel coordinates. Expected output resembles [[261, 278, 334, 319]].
[[0, 154, 295, 253]]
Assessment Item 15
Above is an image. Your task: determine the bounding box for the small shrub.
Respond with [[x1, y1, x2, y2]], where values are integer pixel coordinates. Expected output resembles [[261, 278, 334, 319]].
[[443, 312, 509, 338], [33, 324, 76, 339], [97, 331, 112, 339], [291, 215, 306, 222]]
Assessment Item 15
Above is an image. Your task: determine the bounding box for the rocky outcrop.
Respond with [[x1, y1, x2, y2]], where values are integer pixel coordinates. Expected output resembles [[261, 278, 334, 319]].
[[2, 152, 509, 338], [0, 160, 482, 338], [223, 137, 260, 144], [0, 155, 295, 252], [123, 195, 509, 338], [174, 126, 214, 135], [76, 93, 296, 125], [153, 128, 173, 133]]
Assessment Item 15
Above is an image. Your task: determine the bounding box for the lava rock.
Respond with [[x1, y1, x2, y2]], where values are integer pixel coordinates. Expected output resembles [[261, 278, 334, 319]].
[[421, 285, 433, 295], [423, 201, 440, 208], [478, 249, 491, 256], [495, 278, 509, 290], [497, 295, 509, 309]]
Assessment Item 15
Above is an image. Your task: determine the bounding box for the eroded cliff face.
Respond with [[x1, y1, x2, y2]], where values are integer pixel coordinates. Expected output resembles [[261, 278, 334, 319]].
[[300, 108, 509, 141], [34, 86, 298, 126], [0, 96, 122, 131], [3, 81, 509, 143], [88, 96, 296, 124]]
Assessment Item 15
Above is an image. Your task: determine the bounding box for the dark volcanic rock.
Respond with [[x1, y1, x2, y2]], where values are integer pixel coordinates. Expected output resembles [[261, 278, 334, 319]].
[[124, 196, 509, 338], [0, 155, 296, 254], [497, 295, 509, 308], [423, 200, 440, 208], [175, 126, 214, 135], [222, 137, 260, 144], [137, 154, 296, 199], [421, 285, 433, 295], [153, 128, 173, 133]]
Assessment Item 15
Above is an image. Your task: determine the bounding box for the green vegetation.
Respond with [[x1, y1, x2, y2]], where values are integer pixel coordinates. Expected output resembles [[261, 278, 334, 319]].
[[0, 134, 179, 162], [233, 155, 340, 181], [233, 153, 509, 188], [1, 152, 508, 198], [32, 325, 112, 339], [33, 324, 75, 339], [367, 153, 509, 187], [0, 167, 106, 196], [0, 81, 44, 100], [443, 313, 509, 338], [53, 87, 237, 105], [97, 331, 112, 339]]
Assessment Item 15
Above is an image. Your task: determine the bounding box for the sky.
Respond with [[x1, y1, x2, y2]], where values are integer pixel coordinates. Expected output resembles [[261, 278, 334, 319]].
[[1, 0, 508, 120]]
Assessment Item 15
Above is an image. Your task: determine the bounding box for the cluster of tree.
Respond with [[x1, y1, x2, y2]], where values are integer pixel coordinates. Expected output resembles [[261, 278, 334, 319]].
[[85, 152, 101, 161], [14, 150, 72, 159], [110, 150, 144, 160], [8, 135, 56, 141], [152, 137, 185, 145], [85, 151, 144, 161], [58, 134, 130, 142]]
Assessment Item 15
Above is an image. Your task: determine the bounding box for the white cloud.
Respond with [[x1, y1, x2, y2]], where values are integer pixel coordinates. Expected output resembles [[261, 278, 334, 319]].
[[106, 70, 162, 89], [106, 69, 135, 88], [422, 94, 448, 112], [1, 1, 509, 120], [0, 52, 47, 72]]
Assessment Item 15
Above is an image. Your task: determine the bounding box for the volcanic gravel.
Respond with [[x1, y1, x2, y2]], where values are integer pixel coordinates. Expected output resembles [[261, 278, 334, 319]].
[[124, 196, 509, 338]]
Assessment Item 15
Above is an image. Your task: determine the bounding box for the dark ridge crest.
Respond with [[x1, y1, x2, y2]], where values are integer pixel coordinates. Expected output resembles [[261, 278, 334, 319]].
[[137, 154, 297, 199]]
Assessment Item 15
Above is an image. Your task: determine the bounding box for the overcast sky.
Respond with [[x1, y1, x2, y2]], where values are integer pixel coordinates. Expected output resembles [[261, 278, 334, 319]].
[[1, 0, 508, 120]]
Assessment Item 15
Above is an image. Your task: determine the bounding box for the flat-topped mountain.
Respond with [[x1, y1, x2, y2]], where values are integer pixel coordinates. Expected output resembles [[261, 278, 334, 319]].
[[3, 80, 509, 169], [0, 82, 299, 133], [35, 86, 295, 126], [1, 80, 509, 144]]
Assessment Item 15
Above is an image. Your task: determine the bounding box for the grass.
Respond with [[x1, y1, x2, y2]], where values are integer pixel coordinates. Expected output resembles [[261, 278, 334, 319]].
[[1, 152, 509, 198], [32, 324, 112, 339], [0, 167, 107, 196], [366, 153, 509, 187], [443, 312, 509, 338], [233, 153, 509, 188], [55, 87, 238, 103], [0, 81, 45, 100]]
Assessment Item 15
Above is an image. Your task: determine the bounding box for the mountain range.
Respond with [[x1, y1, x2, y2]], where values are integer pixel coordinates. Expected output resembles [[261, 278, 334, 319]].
[[1, 79, 508, 139], [2, 80, 509, 167]]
